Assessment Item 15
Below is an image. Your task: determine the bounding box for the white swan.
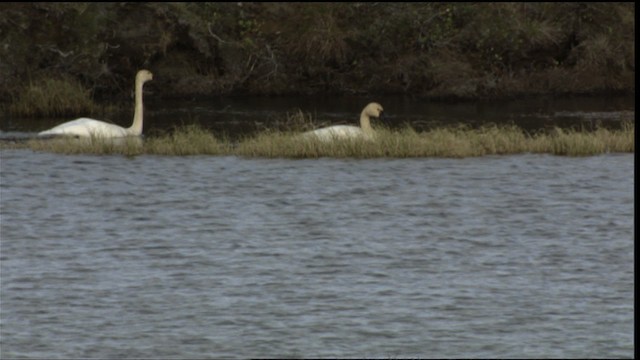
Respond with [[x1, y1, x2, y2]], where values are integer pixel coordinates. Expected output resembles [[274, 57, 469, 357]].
[[302, 102, 384, 141], [38, 69, 153, 138]]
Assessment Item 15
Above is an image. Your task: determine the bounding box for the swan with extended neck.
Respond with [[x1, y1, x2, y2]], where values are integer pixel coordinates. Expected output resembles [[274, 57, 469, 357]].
[[302, 102, 384, 141], [38, 69, 153, 138]]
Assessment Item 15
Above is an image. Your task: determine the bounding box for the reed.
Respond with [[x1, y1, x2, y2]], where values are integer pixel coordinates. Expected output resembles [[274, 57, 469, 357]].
[[11, 121, 633, 158], [144, 124, 227, 156], [234, 123, 634, 158], [234, 130, 375, 158], [8, 77, 100, 118], [531, 122, 635, 156]]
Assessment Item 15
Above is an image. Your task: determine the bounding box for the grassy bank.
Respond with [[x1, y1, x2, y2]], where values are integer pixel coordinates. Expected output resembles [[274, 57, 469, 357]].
[[8, 77, 103, 118], [233, 123, 635, 158], [0, 2, 634, 113], [8, 122, 633, 158]]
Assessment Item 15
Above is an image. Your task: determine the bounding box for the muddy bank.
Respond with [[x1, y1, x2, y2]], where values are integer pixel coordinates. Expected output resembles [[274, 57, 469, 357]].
[[0, 3, 635, 105]]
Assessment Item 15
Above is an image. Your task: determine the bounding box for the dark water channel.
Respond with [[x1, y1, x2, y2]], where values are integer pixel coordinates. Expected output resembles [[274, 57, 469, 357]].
[[0, 94, 635, 140]]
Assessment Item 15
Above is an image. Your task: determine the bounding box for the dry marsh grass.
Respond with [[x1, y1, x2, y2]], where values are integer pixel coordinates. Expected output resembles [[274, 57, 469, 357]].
[[144, 125, 227, 156], [233, 123, 634, 158], [8, 122, 634, 158], [530, 123, 635, 156], [8, 78, 101, 118]]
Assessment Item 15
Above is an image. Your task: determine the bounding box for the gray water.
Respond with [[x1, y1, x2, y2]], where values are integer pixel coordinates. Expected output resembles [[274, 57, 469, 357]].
[[0, 150, 634, 358]]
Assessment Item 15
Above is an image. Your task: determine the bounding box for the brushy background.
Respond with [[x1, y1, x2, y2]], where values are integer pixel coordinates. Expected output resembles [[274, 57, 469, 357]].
[[0, 3, 635, 102]]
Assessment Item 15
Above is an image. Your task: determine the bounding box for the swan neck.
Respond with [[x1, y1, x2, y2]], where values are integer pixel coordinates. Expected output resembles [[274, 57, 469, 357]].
[[128, 77, 145, 135], [359, 112, 373, 133]]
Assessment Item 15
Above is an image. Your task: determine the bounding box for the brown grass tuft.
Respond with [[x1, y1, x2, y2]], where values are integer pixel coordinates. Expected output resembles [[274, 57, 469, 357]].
[[9, 77, 100, 118], [8, 121, 633, 158]]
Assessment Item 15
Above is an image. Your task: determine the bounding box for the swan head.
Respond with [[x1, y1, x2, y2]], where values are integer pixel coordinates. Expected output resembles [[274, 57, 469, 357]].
[[363, 102, 384, 118], [136, 69, 153, 83]]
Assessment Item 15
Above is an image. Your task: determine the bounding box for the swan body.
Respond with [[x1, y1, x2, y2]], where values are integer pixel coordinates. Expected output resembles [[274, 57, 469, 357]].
[[302, 102, 384, 142], [307, 125, 372, 140], [38, 69, 153, 138], [38, 117, 132, 138]]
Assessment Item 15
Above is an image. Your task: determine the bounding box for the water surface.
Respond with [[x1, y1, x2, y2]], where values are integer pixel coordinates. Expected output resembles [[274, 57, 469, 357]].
[[0, 150, 634, 358]]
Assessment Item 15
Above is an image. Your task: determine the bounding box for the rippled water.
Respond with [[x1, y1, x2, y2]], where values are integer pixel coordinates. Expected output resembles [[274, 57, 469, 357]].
[[0, 150, 634, 358]]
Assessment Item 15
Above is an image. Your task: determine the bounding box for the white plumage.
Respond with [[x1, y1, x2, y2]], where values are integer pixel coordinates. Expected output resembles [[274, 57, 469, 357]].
[[38, 117, 131, 138], [302, 102, 384, 142], [38, 70, 153, 138]]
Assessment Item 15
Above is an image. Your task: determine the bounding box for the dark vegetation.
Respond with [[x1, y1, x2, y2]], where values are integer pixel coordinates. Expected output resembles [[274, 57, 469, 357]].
[[0, 2, 635, 115]]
